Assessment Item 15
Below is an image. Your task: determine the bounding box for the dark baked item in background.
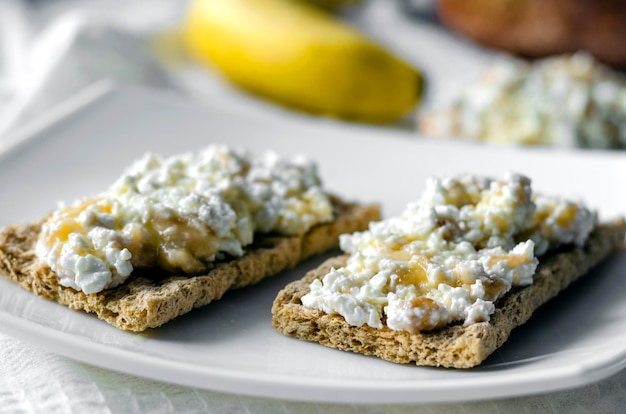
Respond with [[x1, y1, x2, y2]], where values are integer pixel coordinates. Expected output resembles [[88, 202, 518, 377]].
[[437, 0, 626, 68]]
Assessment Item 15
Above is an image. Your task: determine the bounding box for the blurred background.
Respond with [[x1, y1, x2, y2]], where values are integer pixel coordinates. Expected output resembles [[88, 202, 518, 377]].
[[1, 0, 625, 149]]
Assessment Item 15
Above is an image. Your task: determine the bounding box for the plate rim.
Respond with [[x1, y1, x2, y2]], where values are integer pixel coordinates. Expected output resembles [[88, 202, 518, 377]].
[[2, 293, 625, 404]]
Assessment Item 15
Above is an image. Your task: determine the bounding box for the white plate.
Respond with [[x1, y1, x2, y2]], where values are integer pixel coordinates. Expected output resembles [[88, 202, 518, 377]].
[[1, 85, 625, 404]]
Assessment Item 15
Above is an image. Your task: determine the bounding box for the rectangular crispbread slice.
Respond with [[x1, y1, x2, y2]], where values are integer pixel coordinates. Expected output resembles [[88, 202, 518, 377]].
[[271, 219, 625, 368], [0, 200, 380, 332]]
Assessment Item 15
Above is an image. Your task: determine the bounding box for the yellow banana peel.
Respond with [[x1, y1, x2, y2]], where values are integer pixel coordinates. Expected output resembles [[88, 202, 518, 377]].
[[183, 0, 422, 123]]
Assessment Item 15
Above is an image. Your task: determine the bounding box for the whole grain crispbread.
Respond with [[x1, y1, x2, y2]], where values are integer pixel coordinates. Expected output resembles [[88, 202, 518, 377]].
[[271, 219, 625, 368], [0, 200, 380, 332]]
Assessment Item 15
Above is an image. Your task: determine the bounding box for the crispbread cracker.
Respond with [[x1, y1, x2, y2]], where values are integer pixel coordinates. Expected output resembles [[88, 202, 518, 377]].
[[0, 200, 380, 332], [271, 219, 625, 368]]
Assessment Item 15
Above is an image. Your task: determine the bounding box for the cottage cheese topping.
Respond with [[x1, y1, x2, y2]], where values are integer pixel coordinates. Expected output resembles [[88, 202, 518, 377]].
[[301, 173, 596, 333], [35, 146, 333, 294], [420, 53, 626, 148]]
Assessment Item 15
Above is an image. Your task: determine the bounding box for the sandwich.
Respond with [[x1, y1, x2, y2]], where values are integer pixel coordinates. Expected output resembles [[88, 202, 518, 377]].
[[272, 172, 625, 368], [0, 145, 380, 332]]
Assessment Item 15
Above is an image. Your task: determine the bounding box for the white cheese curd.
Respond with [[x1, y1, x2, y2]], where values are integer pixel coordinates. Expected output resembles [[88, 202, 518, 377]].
[[301, 172, 596, 333], [36, 145, 333, 294], [419, 52, 626, 149]]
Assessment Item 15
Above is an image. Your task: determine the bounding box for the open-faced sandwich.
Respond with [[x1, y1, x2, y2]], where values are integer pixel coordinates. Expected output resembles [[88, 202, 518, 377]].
[[272, 172, 625, 368], [0, 145, 380, 332]]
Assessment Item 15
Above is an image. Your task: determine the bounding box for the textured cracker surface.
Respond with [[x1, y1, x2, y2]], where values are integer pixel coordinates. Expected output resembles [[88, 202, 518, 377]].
[[272, 219, 625, 368], [0, 201, 380, 332]]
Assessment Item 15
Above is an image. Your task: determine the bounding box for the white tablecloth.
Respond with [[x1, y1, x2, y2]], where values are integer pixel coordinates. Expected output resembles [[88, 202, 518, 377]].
[[1, 1, 625, 412]]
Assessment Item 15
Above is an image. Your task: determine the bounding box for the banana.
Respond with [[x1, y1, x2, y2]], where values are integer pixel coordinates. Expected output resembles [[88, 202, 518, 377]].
[[182, 0, 422, 123]]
